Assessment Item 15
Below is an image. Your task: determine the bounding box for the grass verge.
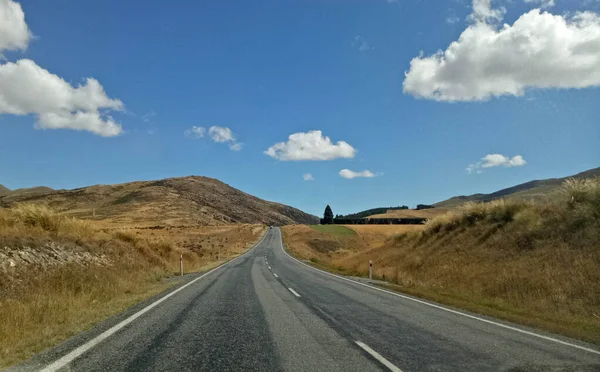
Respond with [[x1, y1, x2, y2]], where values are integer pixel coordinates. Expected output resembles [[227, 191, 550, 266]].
[[282, 178, 600, 345], [0, 204, 265, 368]]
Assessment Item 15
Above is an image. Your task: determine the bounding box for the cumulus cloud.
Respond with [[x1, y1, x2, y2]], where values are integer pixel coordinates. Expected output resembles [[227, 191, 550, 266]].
[[229, 142, 243, 151], [186, 125, 241, 151], [209, 126, 235, 143], [264, 130, 356, 161], [0, 0, 31, 54], [467, 154, 527, 173], [303, 173, 314, 181], [524, 0, 555, 8], [0, 0, 125, 136], [470, 0, 506, 23], [0, 59, 124, 136], [184, 126, 206, 138], [339, 169, 377, 179], [403, 1, 600, 101]]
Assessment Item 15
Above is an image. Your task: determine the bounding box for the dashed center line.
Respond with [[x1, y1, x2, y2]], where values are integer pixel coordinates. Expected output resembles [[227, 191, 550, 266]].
[[355, 341, 402, 372], [268, 266, 272, 270], [288, 287, 301, 297], [273, 273, 278, 278]]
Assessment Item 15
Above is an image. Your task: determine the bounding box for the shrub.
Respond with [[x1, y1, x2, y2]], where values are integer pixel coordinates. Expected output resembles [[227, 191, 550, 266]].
[[114, 230, 137, 243], [9, 204, 63, 233]]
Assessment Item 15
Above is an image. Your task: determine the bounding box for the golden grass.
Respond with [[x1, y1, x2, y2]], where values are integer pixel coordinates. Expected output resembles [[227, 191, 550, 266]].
[[346, 225, 424, 248], [283, 178, 600, 344], [0, 204, 265, 368]]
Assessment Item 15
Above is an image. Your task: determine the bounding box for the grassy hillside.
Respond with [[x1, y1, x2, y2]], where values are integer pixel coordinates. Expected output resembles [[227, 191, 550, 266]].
[[0, 185, 9, 197], [283, 178, 600, 344], [369, 208, 448, 219], [435, 166, 600, 208], [0, 185, 54, 198], [0, 204, 265, 368], [338, 206, 408, 219], [0, 176, 318, 226]]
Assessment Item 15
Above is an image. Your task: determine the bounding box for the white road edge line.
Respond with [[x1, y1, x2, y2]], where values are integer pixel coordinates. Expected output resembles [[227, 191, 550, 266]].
[[277, 231, 600, 356], [288, 287, 301, 297], [355, 341, 402, 372], [40, 230, 270, 372], [273, 273, 278, 278]]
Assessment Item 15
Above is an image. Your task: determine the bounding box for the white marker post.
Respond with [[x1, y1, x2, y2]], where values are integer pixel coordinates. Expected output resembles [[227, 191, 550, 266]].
[[369, 260, 373, 283], [180, 254, 183, 276]]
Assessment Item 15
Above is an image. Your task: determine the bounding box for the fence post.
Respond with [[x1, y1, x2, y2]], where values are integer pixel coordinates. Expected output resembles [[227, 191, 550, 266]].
[[180, 254, 183, 276], [369, 260, 373, 283]]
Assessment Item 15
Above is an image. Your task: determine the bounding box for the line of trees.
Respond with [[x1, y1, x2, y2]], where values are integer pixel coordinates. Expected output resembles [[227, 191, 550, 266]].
[[336, 206, 409, 220], [321, 205, 427, 225]]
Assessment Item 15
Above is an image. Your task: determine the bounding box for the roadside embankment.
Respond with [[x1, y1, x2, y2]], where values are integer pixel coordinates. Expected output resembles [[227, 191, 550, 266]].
[[0, 204, 265, 368], [283, 178, 600, 344]]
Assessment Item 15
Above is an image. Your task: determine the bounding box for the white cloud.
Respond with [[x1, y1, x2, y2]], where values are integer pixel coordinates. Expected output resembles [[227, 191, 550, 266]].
[[264, 130, 356, 161], [208, 126, 235, 143], [187, 126, 242, 151], [184, 126, 205, 138], [403, 3, 600, 101], [0, 0, 124, 137], [0, 59, 124, 136], [352, 36, 373, 52], [524, 0, 555, 9], [467, 154, 527, 173], [447, 15, 461, 24], [229, 142, 243, 151], [303, 173, 314, 181], [339, 169, 377, 179], [470, 0, 506, 23], [0, 0, 31, 55]]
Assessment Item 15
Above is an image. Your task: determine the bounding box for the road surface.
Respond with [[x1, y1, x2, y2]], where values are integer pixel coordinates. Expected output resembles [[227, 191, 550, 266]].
[[12, 228, 600, 371]]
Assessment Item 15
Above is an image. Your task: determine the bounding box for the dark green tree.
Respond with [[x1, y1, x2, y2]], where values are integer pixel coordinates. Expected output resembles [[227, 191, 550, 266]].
[[323, 205, 334, 225]]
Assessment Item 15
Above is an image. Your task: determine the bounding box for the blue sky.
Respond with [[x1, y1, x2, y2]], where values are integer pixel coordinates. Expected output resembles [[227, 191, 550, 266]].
[[0, 0, 599, 216]]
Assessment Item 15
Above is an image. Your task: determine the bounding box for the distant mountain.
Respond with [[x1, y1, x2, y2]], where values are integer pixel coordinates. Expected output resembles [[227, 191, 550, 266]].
[[0, 185, 10, 197], [338, 206, 409, 219], [0, 185, 54, 198], [0, 176, 318, 226], [435, 167, 600, 208]]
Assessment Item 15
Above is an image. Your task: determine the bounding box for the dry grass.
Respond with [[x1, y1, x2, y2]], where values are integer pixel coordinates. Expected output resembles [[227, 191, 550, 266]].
[[0, 204, 265, 368], [283, 178, 600, 344], [1, 176, 317, 226], [347, 225, 424, 248]]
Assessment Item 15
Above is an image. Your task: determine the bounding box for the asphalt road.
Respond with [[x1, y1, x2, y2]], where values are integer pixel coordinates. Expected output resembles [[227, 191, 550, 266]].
[[11, 228, 600, 372]]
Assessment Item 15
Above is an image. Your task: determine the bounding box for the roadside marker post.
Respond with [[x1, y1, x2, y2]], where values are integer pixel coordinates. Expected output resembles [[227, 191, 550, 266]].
[[369, 260, 373, 283], [180, 254, 183, 276]]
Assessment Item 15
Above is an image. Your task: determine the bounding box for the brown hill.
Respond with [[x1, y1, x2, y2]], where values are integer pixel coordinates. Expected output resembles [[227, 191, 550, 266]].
[[435, 166, 600, 208], [0, 185, 54, 198], [0, 176, 318, 226], [369, 208, 448, 219], [0, 185, 10, 197]]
